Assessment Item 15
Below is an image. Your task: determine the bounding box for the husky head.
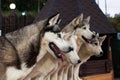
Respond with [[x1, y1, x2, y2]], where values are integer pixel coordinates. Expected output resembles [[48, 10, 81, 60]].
[[64, 14, 95, 43], [86, 33, 107, 57], [60, 32, 81, 64], [42, 14, 80, 64]]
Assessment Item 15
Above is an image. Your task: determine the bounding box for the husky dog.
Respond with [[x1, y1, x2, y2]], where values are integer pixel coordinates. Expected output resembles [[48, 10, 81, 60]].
[[47, 33, 78, 80], [72, 33, 106, 80], [62, 14, 95, 45], [22, 15, 81, 80], [62, 14, 106, 80], [0, 14, 79, 80], [52, 14, 95, 80], [0, 15, 49, 80]]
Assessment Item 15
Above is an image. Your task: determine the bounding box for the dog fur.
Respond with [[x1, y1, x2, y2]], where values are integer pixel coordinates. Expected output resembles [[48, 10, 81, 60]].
[[0, 13, 71, 80], [44, 14, 92, 80], [22, 14, 81, 80], [48, 14, 106, 80], [47, 32, 81, 80], [72, 34, 106, 80], [0, 19, 47, 80], [62, 14, 106, 80], [49, 33, 106, 80], [57, 14, 94, 80]]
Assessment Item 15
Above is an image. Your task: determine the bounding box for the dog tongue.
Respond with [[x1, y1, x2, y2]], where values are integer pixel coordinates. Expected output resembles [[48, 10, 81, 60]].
[[88, 40, 91, 43], [87, 39, 92, 43], [58, 52, 64, 62], [52, 44, 64, 62]]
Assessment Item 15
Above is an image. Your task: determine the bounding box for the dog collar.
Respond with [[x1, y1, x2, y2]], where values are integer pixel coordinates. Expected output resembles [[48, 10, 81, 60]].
[[57, 52, 64, 62]]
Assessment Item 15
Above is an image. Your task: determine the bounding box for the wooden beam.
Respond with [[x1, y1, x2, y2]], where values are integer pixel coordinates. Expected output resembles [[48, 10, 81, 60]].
[[83, 71, 114, 80]]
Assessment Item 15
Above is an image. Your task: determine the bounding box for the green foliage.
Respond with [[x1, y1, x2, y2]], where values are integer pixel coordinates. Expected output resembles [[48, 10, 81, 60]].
[[116, 23, 120, 31], [1, 0, 47, 16], [109, 14, 120, 31]]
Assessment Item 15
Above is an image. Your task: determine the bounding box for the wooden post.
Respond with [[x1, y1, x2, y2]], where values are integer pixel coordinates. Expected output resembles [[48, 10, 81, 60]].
[[0, 0, 2, 36], [107, 35, 112, 60], [107, 35, 114, 80]]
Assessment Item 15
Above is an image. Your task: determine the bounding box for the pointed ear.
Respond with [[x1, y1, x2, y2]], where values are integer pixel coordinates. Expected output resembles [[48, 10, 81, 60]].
[[71, 13, 83, 26], [99, 35, 107, 45], [49, 14, 60, 26], [96, 33, 99, 37], [83, 16, 90, 24]]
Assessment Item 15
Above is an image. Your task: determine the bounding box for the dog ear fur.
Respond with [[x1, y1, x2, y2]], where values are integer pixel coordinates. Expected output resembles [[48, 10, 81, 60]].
[[83, 16, 90, 24], [71, 13, 83, 26], [49, 14, 60, 26], [45, 14, 61, 32], [99, 35, 107, 45]]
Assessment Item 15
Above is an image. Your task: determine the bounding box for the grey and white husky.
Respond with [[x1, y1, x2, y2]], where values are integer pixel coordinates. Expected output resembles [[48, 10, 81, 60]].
[[21, 14, 81, 80], [0, 14, 80, 80]]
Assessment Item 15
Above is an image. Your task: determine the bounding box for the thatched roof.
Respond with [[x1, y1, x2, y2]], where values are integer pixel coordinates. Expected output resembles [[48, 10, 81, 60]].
[[35, 0, 116, 34]]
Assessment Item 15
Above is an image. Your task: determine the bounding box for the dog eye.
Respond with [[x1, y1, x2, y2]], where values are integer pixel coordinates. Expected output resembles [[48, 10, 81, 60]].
[[57, 33, 61, 38], [83, 27, 86, 29], [94, 43, 98, 46]]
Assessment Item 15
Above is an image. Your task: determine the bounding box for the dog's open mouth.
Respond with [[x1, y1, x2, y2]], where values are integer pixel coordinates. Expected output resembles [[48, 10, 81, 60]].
[[49, 42, 64, 61], [82, 36, 92, 43]]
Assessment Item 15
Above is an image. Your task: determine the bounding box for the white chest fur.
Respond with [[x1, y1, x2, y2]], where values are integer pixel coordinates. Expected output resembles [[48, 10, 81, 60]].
[[6, 63, 35, 80]]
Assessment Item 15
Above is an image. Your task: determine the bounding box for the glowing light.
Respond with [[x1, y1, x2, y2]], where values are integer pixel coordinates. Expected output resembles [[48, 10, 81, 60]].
[[9, 3, 16, 10], [22, 12, 26, 16]]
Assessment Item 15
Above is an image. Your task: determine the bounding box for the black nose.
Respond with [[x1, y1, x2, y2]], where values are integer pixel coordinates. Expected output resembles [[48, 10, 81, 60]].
[[97, 52, 103, 57], [78, 60, 81, 63], [68, 47, 73, 51], [92, 34, 95, 38], [100, 52, 103, 56]]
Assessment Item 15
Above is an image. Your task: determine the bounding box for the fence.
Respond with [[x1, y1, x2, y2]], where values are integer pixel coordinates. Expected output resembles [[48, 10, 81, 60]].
[[2, 12, 35, 35]]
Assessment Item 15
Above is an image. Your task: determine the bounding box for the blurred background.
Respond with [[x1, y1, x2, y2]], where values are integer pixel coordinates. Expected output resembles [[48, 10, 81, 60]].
[[0, 0, 120, 79]]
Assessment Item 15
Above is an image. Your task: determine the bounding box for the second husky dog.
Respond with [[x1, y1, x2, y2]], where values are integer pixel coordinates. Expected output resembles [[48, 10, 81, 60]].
[[55, 14, 95, 80], [62, 14, 106, 80]]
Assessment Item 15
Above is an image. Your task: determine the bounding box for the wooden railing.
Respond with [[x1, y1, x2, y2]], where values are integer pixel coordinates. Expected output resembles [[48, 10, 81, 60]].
[[2, 12, 35, 35]]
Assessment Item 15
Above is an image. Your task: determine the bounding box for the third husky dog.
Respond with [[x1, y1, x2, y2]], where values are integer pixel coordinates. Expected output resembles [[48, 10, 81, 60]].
[[72, 33, 106, 80]]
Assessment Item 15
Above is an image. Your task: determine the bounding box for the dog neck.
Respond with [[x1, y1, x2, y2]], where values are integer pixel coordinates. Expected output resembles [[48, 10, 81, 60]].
[[76, 37, 83, 52], [4, 20, 47, 68], [23, 51, 59, 80], [78, 44, 91, 62]]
